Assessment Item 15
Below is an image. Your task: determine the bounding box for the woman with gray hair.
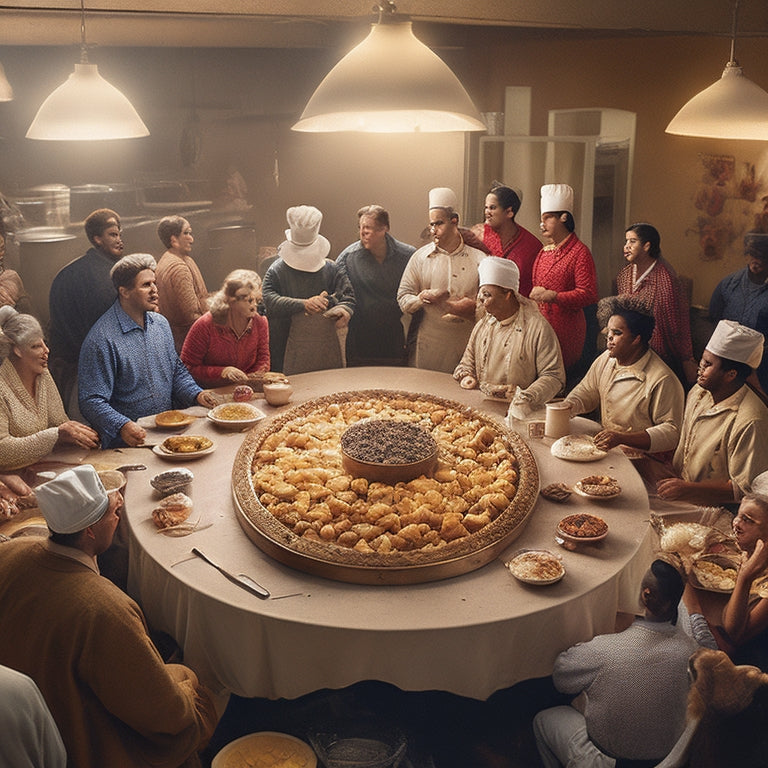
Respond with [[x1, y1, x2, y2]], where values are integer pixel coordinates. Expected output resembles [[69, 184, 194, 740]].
[[181, 269, 270, 387], [0, 306, 99, 471]]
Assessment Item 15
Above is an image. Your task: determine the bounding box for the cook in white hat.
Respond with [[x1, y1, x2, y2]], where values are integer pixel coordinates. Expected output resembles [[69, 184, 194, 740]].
[[455, 256, 565, 411], [278, 205, 331, 273], [35, 465, 123, 562], [705, 320, 764, 371], [478, 255, 520, 293], [537, 183, 576, 247], [657, 319, 768, 505]]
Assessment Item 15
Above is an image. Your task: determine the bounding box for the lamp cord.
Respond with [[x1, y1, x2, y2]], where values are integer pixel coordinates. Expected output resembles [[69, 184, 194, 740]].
[[79, 0, 89, 63], [729, 0, 740, 64], [373, 1, 397, 23]]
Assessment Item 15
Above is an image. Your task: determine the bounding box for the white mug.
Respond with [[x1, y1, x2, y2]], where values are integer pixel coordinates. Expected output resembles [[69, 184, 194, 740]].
[[545, 401, 571, 439]]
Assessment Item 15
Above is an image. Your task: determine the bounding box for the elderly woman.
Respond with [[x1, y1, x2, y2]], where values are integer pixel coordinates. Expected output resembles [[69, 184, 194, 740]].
[[531, 184, 598, 380], [181, 269, 270, 388], [454, 257, 564, 411], [0, 307, 99, 470], [481, 182, 541, 297], [616, 222, 696, 385]]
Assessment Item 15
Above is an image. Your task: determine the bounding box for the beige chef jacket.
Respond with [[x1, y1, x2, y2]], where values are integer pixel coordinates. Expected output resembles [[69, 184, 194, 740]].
[[397, 238, 485, 373], [565, 349, 684, 454], [673, 383, 768, 499], [453, 298, 565, 406]]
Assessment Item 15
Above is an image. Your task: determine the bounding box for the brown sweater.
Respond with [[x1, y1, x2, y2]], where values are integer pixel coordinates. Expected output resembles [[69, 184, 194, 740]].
[[0, 539, 217, 768], [155, 251, 209, 353]]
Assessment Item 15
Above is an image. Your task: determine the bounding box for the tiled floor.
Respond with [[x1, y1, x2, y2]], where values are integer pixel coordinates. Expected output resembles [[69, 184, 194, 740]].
[[201, 677, 570, 767]]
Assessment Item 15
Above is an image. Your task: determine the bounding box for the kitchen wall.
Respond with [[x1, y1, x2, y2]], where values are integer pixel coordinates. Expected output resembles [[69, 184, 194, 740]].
[[1, 29, 767, 311]]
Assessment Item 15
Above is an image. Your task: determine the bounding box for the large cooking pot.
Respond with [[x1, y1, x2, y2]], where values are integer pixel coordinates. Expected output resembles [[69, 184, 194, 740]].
[[70, 183, 140, 222]]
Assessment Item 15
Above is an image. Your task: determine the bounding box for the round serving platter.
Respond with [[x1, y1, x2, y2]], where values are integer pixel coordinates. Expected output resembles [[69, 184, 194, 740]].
[[232, 389, 539, 585]]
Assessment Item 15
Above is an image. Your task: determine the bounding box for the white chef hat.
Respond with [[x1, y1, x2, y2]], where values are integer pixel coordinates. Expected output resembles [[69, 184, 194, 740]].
[[705, 319, 764, 369], [428, 187, 458, 211], [35, 464, 109, 535], [540, 183, 574, 215], [478, 256, 520, 292], [279, 205, 330, 273]]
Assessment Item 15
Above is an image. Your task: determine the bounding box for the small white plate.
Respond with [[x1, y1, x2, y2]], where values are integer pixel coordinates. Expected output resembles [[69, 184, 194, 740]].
[[152, 442, 215, 461], [573, 481, 621, 501], [207, 402, 266, 429], [550, 434, 607, 462], [506, 549, 565, 585]]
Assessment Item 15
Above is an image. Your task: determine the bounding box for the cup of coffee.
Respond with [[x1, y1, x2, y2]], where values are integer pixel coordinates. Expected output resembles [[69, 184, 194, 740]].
[[263, 382, 293, 406], [544, 401, 571, 439]]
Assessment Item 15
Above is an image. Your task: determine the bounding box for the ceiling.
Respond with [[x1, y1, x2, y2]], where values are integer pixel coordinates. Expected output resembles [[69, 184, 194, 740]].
[[1, 1, 768, 48]]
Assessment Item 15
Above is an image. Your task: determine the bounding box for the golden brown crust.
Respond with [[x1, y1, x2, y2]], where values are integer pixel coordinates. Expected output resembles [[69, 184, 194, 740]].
[[231, 389, 539, 581]]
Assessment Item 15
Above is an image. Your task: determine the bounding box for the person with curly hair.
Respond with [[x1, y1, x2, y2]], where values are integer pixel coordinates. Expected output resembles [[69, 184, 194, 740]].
[[563, 294, 684, 458], [181, 269, 269, 387]]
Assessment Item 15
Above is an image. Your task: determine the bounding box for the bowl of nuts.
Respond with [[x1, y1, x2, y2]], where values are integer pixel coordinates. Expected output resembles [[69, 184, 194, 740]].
[[557, 512, 609, 543], [340, 419, 438, 484]]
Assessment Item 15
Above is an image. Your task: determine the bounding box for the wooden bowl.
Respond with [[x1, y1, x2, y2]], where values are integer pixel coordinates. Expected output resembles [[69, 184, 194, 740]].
[[341, 447, 438, 484]]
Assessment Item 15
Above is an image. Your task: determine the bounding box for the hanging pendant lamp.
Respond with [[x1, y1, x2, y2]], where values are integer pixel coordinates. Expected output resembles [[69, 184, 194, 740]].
[[666, 0, 768, 140], [26, 0, 149, 141], [292, 1, 485, 133], [0, 63, 13, 102]]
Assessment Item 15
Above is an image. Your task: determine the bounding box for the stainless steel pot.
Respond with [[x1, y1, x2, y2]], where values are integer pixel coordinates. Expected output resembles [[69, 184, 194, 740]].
[[70, 183, 140, 222]]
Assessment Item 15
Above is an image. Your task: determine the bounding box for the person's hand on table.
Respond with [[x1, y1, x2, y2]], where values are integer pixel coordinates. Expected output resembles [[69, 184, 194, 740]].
[[196, 390, 219, 409], [0, 474, 31, 498], [459, 375, 477, 390], [593, 430, 622, 452], [0, 474, 31, 519], [120, 421, 146, 447], [221, 366, 248, 382], [56, 420, 100, 450], [304, 290, 329, 315]]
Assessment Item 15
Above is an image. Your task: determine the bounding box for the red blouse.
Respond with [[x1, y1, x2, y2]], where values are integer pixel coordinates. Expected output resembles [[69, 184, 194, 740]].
[[532, 233, 598, 369], [482, 223, 542, 297], [180, 311, 270, 388]]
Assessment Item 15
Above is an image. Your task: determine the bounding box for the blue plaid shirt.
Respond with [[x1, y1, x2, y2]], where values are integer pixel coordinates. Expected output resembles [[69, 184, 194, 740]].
[[78, 301, 201, 447]]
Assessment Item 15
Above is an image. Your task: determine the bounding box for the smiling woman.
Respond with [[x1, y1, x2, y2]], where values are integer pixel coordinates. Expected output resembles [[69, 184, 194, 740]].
[[0, 306, 99, 471]]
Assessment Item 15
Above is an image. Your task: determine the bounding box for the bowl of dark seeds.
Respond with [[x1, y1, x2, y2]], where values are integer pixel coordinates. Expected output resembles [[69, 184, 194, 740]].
[[340, 419, 438, 483]]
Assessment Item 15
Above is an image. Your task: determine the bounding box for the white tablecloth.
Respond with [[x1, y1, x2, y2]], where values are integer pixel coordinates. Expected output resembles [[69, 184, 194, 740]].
[[124, 368, 654, 700]]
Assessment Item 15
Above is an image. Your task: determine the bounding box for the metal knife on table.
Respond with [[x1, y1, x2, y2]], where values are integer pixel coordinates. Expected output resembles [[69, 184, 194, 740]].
[[191, 547, 270, 599]]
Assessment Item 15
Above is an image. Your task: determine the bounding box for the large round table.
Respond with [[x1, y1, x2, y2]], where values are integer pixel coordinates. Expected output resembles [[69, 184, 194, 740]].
[[124, 367, 654, 700]]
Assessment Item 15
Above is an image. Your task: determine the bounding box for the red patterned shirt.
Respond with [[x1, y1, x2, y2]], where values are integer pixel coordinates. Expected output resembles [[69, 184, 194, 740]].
[[615, 258, 694, 371], [532, 233, 598, 369]]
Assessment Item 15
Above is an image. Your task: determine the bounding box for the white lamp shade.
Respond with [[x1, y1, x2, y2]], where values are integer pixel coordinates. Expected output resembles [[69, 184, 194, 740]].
[[0, 63, 13, 102], [27, 62, 149, 141], [665, 62, 768, 140], [292, 20, 486, 133]]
